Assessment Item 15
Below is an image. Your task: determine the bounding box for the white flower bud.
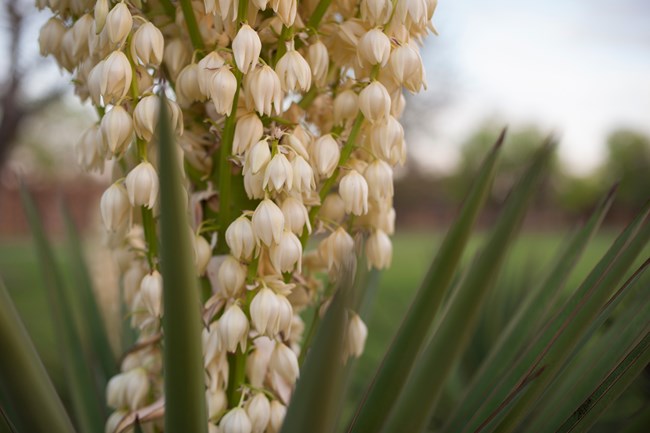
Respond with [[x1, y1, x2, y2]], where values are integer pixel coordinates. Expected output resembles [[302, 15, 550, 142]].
[[105, 410, 128, 433], [106, 368, 149, 410], [70, 14, 93, 61], [268, 401, 286, 433], [247, 139, 271, 174], [333, 90, 359, 124], [100, 182, 130, 231], [217, 256, 247, 297], [270, 230, 302, 273], [105, 2, 132, 46], [94, 0, 109, 33], [263, 153, 293, 192], [198, 51, 226, 96], [366, 229, 392, 270], [358, 29, 391, 67], [390, 43, 425, 93], [307, 40, 329, 87], [194, 234, 212, 275], [244, 167, 265, 199], [101, 105, 133, 156], [207, 388, 227, 421], [252, 199, 285, 246], [346, 313, 368, 357], [269, 342, 299, 384], [291, 155, 315, 193], [396, 0, 429, 29], [133, 95, 160, 141], [232, 24, 261, 73], [250, 287, 281, 336], [320, 227, 355, 271], [310, 134, 340, 178], [276, 295, 293, 337], [39, 17, 66, 57], [176, 64, 205, 106], [285, 132, 310, 160], [203, 322, 220, 366], [281, 197, 311, 235], [244, 65, 283, 116], [359, 81, 391, 123], [361, 0, 393, 26], [364, 159, 394, 200], [140, 270, 163, 317], [219, 304, 249, 353], [125, 161, 159, 209], [76, 125, 105, 173], [339, 170, 369, 215], [226, 216, 256, 261], [246, 393, 271, 433], [131, 22, 164, 66], [271, 0, 297, 26], [371, 115, 405, 165], [100, 51, 132, 104], [275, 49, 311, 92], [87, 60, 104, 107], [233, 113, 263, 155], [209, 66, 238, 115], [320, 193, 346, 224], [219, 407, 252, 433], [164, 38, 191, 80]]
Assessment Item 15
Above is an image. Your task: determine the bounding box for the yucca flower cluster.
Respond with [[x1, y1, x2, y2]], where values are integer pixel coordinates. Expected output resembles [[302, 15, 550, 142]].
[[37, 0, 436, 431]]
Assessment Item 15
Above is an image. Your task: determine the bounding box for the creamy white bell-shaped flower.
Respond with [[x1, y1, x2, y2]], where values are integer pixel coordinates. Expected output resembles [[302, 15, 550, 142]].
[[269, 342, 299, 384], [291, 155, 315, 193], [358, 81, 391, 123], [247, 139, 271, 174], [250, 287, 281, 336], [370, 115, 405, 165], [140, 270, 163, 317], [263, 153, 293, 192], [268, 400, 286, 433], [207, 388, 227, 421], [194, 234, 212, 275], [320, 227, 355, 271], [232, 24, 261, 73], [366, 229, 392, 270], [358, 28, 391, 67], [133, 95, 160, 141], [164, 38, 191, 80], [39, 17, 66, 57], [125, 161, 159, 209], [271, 0, 297, 25], [319, 193, 346, 224], [333, 90, 359, 125], [219, 407, 252, 433], [233, 113, 264, 155], [87, 60, 104, 107], [100, 182, 130, 231], [105, 2, 132, 46], [275, 49, 312, 92], [396, 0, 429, 29], [94, 0, 109, 33], [270, 230, 302, 273], [197, 51, 226, 96], [246, 393, 271, 433], [217, 255, 247, 297], [252, 199, 285, 246], [364, 159, 394, 200], [307, 40, 329, 87], [131, 22, 164, 66], [226, 216, 256, 261], [219, 304, 249, 353], [339, 170, 369, 215], [285, 132, 310, 160], [106, 368, 149, 410], [176, 63, 205, 106], [360, 0, 393, 26], [310, 134, 340, 178], [244, 167, 265, 200], [390, 43, 426, 93], [281, 196, 311, 235], [346, 313, 368, 357], [76, 124, 105, 173], [101, 105, 133, 156], [245, 65, 283, 116], [70, 14, 93, 61], [209, 66, 238, 115], [276, 295, 293, 338], [100, 51, 132, 104]]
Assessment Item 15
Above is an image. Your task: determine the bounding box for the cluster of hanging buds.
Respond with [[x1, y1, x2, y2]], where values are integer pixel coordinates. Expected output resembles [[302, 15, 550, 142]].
[[37, 0, 436, 430]]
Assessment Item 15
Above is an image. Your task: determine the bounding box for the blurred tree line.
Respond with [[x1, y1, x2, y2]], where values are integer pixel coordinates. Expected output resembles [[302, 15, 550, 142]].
[[395, 124, 650, 226]]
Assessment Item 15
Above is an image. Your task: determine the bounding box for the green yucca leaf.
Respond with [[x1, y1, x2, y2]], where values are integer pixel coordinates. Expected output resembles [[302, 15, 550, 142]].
[[281, 258, 358, 433], [20, 185, 105, 433], [489, 218, 650, 433], [463, 202, 650, 433], [348, 130, 505, 433], [157, 96, 208, 433], [61, 201, 117, 387], [443, 185, 617, 432], [556, 331, 650, 433], [0, 280, 76, 433], [529, 266, 650, 432], [380, 141, 554, 433]]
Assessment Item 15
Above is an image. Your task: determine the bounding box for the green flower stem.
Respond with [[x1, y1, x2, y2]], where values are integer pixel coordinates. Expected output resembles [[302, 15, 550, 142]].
[[307, 0, 333, 30], [179, 0, 205, 52], [274, 25, 293, 66], [158, 0, 177, 20], [142, 206, 159, 269], [227, 346, 248, 407]]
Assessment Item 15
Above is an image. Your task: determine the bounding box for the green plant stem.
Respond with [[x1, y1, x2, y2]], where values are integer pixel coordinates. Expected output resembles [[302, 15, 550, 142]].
[[179, 0, 205, 51], [298, 306, 321, 366], [142, 207, 159, 269], [307, 0, 333, 29], [158, 0, 176, 20], [274, 26, 293, 66], [227, 347, 248, 407]]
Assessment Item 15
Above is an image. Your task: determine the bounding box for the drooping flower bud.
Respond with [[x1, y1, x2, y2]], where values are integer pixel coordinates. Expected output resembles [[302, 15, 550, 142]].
[[366, 229, 392, 270], [164, 38, 191, 80], [100, 182, 130, 231], [244, 65, 283, 116], [319, 193, 346, 224], [217, 255, 247, 297], [133, 95, 160, 141], [101, 105, 133, 156], [269, 342, 299, 384], [209, 66, 238, 115], [271, 0, 297, 26], [125, 161, 159, 209], [194, 234, 212, 275], [226, 216, 256, 261], [310, 134, 340, 178], [370, 115, 405, 165], [219, 407, 252, 433], [176, 63, 204, 106], [250, 287, 281, 336], [76, 124, 105, 173], [106, 368, 149, 410], [233, 113, 264, 155], [232, 24, 261, 73], [390, 42, 426, 93], [358, 81, 391, 123], [263, 153, 293, 192], [291, 155, 315, 193], [268, 401, 286, 433], [281, 196, 311, 236], [320, 227, 355, 271], [105, 2, 132, 46], [358, 28, 391, 67], [100, 51, 132, 104], [247, 139, 271, 174], [219, 304, 249, 352], [333, 90, 359, 125], [360, 0, 393, 26], [131, 22, 164, 66], [38, 17, 66, 57], [246, 393, 271, 433], [140, 270, 163, 317], [270, 230, 302, 273], [197, 51, 226, 96], [339, 170, 369, 216], [275, 49, 311, 92], [364, 159, 394, 200], [307, 40, 329, 87], [252, 199, 285, 246], [345, 312, 368, 357], [94, 0, 109, 33]]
